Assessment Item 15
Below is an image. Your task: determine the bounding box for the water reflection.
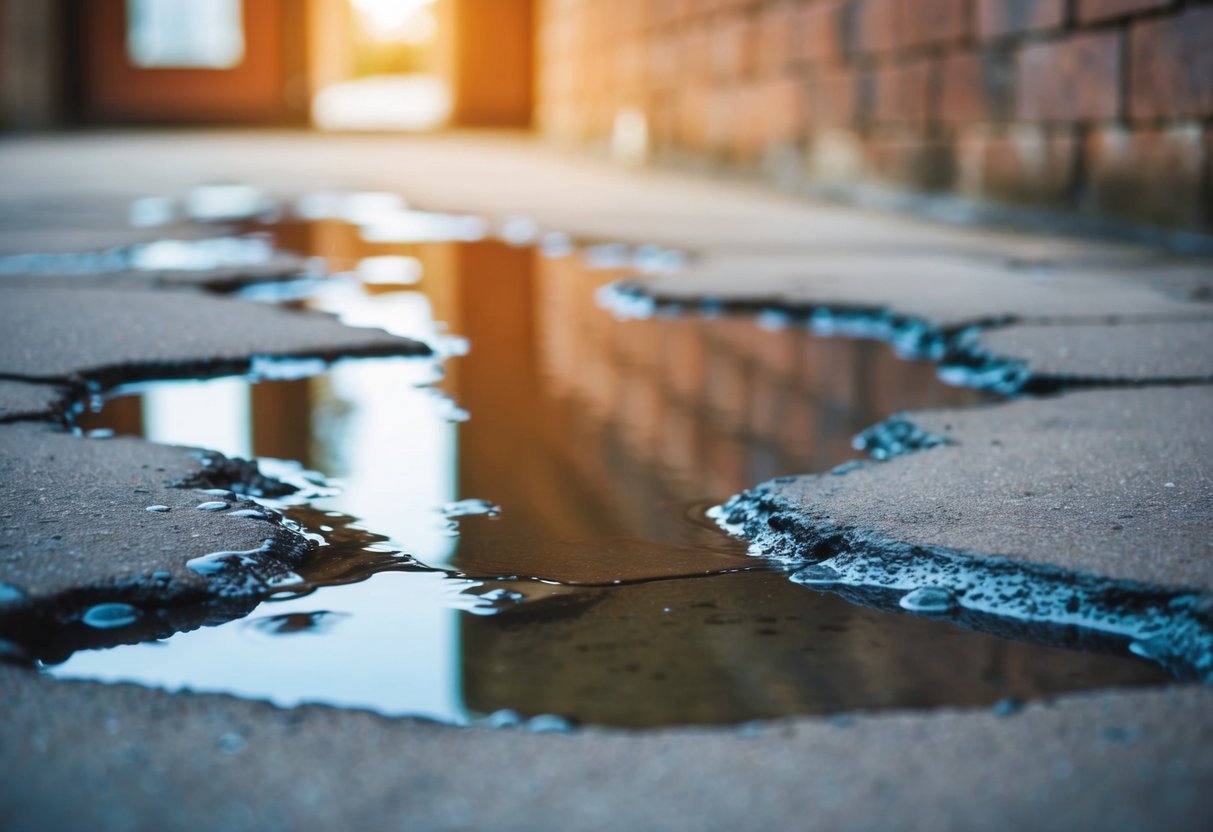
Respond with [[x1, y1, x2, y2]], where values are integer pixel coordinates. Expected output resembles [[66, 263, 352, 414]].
[[57, 227, 1170, 726]]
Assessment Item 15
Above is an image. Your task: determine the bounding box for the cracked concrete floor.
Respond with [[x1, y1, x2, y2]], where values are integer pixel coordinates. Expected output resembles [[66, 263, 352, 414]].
[[0, 131, 1211, 831]]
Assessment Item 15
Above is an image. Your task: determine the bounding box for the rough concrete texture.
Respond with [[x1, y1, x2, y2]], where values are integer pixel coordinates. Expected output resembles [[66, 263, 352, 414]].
[[0, 422, 306, 612], [0, 253, 314, 293], [748, 388, 1213, 593], [629, 254, 1212, 330], [976, 321, 1213, 384], [0, 380, 64, 421], [0, 667, 1208, 832], [0, 284, 428, 384]]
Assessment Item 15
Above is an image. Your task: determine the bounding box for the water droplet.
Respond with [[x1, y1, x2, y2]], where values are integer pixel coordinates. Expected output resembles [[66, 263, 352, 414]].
[[82, 603, 143, 629], [228, 508, 267, 519], [441, 499, 501, 519], [992, 697, 1022, 717], [484, 709, 523, 729], [526, 714, 574, 734], [899, 586, 958, 614], [217, 733, 247, 754], [200, 488, 235, 499], [145, 505, 171, 513], [197, 501, 229, 512], [790, 564, 841, 585]]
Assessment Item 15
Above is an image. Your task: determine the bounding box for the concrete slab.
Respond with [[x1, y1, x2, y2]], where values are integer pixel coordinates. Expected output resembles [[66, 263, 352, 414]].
[[0, 380, 63, 422], [974, 321, 1213, 386], [0, 667, 1208, 832], [723, 388, 1213, 593], [0, 422, 307, 618], [0, 284, 428, 385], [623, 254, 1213, 331]]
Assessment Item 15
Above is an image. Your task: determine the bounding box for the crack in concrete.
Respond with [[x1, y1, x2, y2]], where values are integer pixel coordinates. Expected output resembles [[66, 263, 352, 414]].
[[711, 488, 1213, 682]]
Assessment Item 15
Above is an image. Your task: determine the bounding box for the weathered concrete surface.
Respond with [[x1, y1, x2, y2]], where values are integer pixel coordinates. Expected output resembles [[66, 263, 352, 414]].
[[0, 667, 1208, 832], [0, 284, 427, 385], [0, 380, 63, 421], [0, 253, 314, 292], [0, 422, 306, 613], [975, 321, 1213, 385], [626, 254, 1213, 330], [0, 131, 1175, 262], [742, 388, 1213, 593]]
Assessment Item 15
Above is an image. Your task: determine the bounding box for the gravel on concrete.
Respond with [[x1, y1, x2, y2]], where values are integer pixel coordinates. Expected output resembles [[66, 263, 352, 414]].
[[0, 422, 307, 615], [0, 666, 1208, 832], [735, 387, 1213, 593], [0, 284, 428, 385]]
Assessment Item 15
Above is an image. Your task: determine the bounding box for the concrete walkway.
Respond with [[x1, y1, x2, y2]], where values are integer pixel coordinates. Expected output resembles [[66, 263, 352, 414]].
[[0, 131, 1209, 830]]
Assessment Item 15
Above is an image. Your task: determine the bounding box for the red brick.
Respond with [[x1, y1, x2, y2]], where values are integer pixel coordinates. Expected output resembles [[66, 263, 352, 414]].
[[872, 58, 934, 125], [1078, 0, 1172, 24], [900, 0, 969, 49], [955, 126, 1076, 203], [864, 131, 956, 189], [709, 16, 749, 80], [798, 1, 847, 64], [809, 68, 859, 128], [752, 3, 796, 77], [1016, 32, 1122, 122], [1130, 6, 1213, 120], [1084, 125, 1207, 229], [976, 0, 1066, 39], [851, 0, 899, 55], [939, 51, 1011, 124]]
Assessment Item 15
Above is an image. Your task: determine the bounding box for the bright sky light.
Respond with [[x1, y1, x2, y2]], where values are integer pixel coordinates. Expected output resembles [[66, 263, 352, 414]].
[[350, 0, 436, 42]]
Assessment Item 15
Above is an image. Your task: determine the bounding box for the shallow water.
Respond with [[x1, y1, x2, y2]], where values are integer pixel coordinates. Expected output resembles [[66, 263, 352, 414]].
[[49, 210, 1172, 727]]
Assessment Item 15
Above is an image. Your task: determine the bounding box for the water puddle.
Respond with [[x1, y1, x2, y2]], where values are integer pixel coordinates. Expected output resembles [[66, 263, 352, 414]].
[[33, 205, 1174, 727]]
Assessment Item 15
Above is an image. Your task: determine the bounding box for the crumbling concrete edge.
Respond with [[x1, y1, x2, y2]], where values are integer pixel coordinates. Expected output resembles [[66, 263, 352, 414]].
[[601, 279, 1213, 395], [710, 483, 1213, 682]]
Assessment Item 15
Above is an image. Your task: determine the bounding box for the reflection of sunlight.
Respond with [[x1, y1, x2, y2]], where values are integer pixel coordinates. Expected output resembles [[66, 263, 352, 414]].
[[313, 75, 450, 131], [143, 377, 250, 459], [48, 572, 470, 723], [350, 0, 436, 42]]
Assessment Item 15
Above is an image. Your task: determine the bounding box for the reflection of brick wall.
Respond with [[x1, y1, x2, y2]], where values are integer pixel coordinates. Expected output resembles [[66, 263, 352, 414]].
[[537, 0, 1213, 233], [535, 253, 975, 507]]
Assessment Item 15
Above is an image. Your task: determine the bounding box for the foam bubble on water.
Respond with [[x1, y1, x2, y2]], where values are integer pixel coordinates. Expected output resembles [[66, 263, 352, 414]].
[[441, 499, 501, 519], [82, 603, 143, 630], [899, 586, 958, 614]]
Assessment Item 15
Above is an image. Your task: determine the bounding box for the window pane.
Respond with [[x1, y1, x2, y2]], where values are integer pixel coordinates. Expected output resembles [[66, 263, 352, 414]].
[[126, 0, 245, 69]]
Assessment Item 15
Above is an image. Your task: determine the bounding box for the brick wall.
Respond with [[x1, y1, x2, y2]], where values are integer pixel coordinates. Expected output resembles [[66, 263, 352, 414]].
[[537, 0, 1213, 235]]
